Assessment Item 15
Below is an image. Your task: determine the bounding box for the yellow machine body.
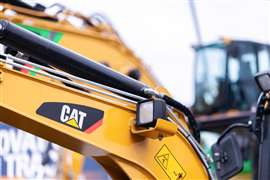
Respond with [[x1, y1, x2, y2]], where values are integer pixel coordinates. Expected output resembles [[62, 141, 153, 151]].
[[0, 64, 209, 179], [0, 3, 164, 179], [0, 3, 210, 179]]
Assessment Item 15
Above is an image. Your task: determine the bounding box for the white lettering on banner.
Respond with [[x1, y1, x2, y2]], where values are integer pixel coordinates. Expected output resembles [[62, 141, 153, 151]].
[[0, 127, 60, 178], [0, 130, 9, 155]]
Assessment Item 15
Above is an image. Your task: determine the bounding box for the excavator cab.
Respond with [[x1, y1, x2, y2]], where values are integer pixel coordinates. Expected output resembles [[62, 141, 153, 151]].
[[193, 39, 270, 128]]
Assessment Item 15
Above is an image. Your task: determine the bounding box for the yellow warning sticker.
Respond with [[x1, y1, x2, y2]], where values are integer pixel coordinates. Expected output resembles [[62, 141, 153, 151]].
[[155, 144, 186, 180]]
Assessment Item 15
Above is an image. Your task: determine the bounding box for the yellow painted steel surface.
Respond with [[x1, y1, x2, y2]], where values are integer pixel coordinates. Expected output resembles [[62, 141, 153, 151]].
[[0, 4, 209, 179], [0, 5, 165, 179], [0, 65, 209, 179]]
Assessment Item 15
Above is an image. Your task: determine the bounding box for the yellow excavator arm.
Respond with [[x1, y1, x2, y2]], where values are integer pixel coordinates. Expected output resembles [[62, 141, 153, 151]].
[[0, 20, 211, 179], [0, 3, 166, 178], [0, 59, 208, 179]]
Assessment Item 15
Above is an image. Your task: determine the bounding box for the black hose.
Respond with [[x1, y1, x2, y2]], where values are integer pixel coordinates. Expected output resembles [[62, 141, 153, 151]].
[[163, 95, 200, 141]]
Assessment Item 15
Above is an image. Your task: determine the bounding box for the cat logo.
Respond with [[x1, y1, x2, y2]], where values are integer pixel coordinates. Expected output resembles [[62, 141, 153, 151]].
[[60, 105, 87, 129], [37, 102, 104, 133]]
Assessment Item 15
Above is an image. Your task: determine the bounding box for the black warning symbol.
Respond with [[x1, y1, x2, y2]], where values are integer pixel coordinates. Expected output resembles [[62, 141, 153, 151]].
[[154, 144, 186, 180], [157, 154, 169, 169]]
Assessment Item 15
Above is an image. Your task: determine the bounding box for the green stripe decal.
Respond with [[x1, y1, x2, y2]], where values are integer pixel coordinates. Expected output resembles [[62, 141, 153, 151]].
[[17, 24, 63, 43], [29, 67, 41, 76], [15, 24, 63, 76]]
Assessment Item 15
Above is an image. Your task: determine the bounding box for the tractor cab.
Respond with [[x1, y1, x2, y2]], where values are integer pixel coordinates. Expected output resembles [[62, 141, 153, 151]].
[[193, 40, 270, 178], [193, 39, 270, 129]]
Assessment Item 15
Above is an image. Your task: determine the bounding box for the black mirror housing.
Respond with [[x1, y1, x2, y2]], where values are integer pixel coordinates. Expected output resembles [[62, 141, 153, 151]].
[[212, 133, 243, 180], [255, 71, 270, 92]]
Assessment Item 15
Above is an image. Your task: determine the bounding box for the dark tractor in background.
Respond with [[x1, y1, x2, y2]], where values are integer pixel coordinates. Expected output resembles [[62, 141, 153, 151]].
[[192, 39, 270, 178], [193, 39, 270, 130]]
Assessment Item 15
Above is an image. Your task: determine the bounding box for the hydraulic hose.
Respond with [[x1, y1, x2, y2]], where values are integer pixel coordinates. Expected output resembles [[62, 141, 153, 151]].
[[163, 95, 200, 141]]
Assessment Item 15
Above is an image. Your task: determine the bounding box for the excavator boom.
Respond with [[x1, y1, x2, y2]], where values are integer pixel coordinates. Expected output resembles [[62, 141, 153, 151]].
[[0, 21, 210, 179]]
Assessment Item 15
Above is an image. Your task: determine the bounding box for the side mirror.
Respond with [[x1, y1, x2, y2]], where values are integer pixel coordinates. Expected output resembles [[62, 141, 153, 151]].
[[255, 71, 270, 92], [211, 133, 243, 180]]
